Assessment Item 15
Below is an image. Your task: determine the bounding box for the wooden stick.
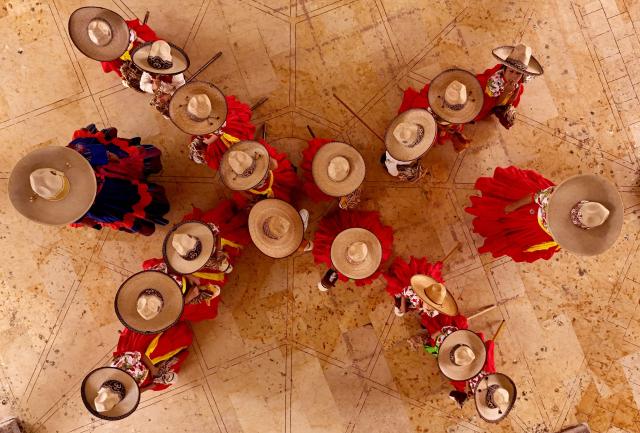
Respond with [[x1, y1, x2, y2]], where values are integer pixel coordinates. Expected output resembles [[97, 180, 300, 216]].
[[333, 93, 384, 142], [142, 11, 150, 25], [186, 51, 223, 83], [307, 125, 316, 138], [492, 320, 506, 342], [250, 97, 268, 112], [262, 123, 267, 141], [467, 304, 497, 321], [441, 241, 462, 264]]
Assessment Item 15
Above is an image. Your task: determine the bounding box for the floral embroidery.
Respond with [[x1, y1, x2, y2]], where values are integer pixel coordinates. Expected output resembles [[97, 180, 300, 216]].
[[486, 69, 506, 97], [111, 351, 149, 385], [534, 186, 555, 232]]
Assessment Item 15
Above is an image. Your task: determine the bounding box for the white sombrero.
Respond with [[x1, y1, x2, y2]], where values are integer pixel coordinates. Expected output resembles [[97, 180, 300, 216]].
[[68, 7, 129, 61], [493, 44, 543, 76], [427, 68, 484, 124], [385, 109, 437, 162], [248, 199, 304, 258], [81, 367, 140, 421], [131, 40, 190, 75], [330, 228, 382, 280], [163, 221, 217, 275], [219, 141, 270, 191], [409, 274, 458, 316], [168, 81, 228, 135], [474, 373, 517, 423], [437, 330, 487, 381], [311, 142, 365, 197], [9, 147, 97, 226]]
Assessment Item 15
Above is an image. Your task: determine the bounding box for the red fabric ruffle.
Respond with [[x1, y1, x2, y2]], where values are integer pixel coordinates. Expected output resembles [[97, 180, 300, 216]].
[[100, 19, 159, 77], [301, 138, 334, 203], [450, 336, 496, 392], [383, 256, 444, 297], [312, 210, 394, 286], [465, 166, 559, 262], [474, 64, 525, 122], [420, 313, 469, 338]]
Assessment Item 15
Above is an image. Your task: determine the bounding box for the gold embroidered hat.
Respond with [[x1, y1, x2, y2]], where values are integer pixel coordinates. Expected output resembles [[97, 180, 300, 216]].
[[312, 141, 366, 197], [219, 140, 270, 191], [81, 367, 140, 421], [168, 81, 228, 135], [330, 228, 382, 280], [248, 199, 304, 258], [474, 373, 517, 423], [547, 174, 623, 256], [68, 7, 130, 61], [130, 40, 190, 75], [9, 147, 97, 225], [409, 274, 458, 316], [427, 68, 484, 124], [437, 329, 487, 381], [385, 109, 437, 162], [492, 44, 543, 76], [163, 221, 217, 275]]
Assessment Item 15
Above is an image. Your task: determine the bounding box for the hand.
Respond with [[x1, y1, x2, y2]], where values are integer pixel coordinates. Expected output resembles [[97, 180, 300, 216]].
[[203, 134, 219, 145], [504, 80, 517, 94], [406, 335, 426, 351], [268, 158, 278, 170]]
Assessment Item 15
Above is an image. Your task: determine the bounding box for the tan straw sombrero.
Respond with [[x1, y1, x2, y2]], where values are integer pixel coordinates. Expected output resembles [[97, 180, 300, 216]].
[[493, 44, 543, 76], [437, 329, 487, 381], [130, 40, 190, 75], [220, 140, 270, 191], [115, 271, 184, 334], [474, 373, 517, 423], [168, 81, 228, 135], [81, 367, 140, 421], [547, 174, 623, 256], [385, 109, 437, 162], [249, 199, 304, 258], [311, 142, 365, 197], [410, 274, 458, 316], [9, 146, 97, 226], [427, 68, 483, 124], [68, 7, 130, 61], [330, 228, 382, 280], [163, 221, 217, 275]]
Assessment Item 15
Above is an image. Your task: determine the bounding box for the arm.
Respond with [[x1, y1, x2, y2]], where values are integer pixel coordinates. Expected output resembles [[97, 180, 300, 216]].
[[139, 72, 154, 94], [504, 195, 532, 213]]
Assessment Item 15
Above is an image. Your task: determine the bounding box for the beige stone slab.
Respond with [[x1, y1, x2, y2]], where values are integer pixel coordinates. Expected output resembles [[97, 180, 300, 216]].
[[602, 54, 628, 82], [609, 12, 636, 40]]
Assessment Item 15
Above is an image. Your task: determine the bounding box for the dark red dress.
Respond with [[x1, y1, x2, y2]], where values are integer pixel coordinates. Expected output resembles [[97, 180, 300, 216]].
[[383, 256, 444, 297], [100, 19, 159, 77], [301, 138, 334, 203]]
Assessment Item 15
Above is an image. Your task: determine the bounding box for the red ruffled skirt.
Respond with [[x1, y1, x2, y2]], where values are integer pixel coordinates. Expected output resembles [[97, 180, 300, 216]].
[[465, 166, 559, 263], [312, 210, 394, 286], [383, 256, 444, 297], [301, 138, 334, 202], [450, 336, 496, 392], [100, 19, 159, 77], [114, 322, 193, 391]]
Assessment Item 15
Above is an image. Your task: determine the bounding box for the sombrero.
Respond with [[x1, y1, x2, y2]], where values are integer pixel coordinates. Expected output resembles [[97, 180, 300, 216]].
[[492, 44, 543, 76], [330, 228, 382, 280], [168, 81, 228, 135], [114, 271, 184, 334], [474, 373, 517, 423], [311, 142, 365, 197], [385, 109, 437, 162], [81, 367, 140, 421], [547, 174, 623, 256], [163, 221, 217, 275], [248, 199, 304, 258], [409, 274, 458, 316], [427, 68, 483, 124], [219, 141, 270, 191], [130, 40, 190, 75], [437, 330, 487, 381], [68, 7, 129, 61], [9, 147, 97, 226]]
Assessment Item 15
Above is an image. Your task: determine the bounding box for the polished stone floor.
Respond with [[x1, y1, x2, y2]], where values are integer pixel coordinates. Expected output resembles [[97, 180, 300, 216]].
[[1, 0, 640, 432]]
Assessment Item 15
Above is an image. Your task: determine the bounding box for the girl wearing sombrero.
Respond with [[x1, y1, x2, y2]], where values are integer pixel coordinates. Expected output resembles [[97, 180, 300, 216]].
[[465, 167, 624, 262], [313, 210, 393, 290], [474, 44, 544, 129]]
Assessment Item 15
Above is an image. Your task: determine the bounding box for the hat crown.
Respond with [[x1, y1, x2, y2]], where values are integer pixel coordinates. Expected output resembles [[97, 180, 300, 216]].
[[492, 388, 510, 407], [444, 80, 467, 106], [347, 241, 368, 263], [136, 292, 163, 320], [150, 40, 172, 61], [452, 344, 476, 366], [265, 215, 291, 239], [187, 94, 212, 120], [172, 233, 199, 256], [94, 387, 121, 413], [577, 201, 610, 228], [508, 43, 532, 67], [87, 18, 112, 46], [392, 122, 419, 145], [29, 168, 66, 200], [228, 151, 253, 175], [327, 156, 350, 182], [426, 283, 447, 305]]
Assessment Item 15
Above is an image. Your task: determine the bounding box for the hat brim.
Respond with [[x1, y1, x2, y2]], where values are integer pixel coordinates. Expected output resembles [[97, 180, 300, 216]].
[[547, 174, 623, 256], [168, 81, 228, 135], [115, 271, 184, 334], [409, 274, 458, 316], [385, 109, 437, 162], [163, 221, 217, 275], [330, 228, 382, 280], [427, 68, 484, 124], [9, 147, 97, 226], [81, 367, 140, 421], [68, 7, 130, 62], [311, 142, 366, 197], [492, 46, 544, 76], [474, 373, 517, 423], [248, 199, 304, 258], [220, 141, 270, 191], [437, 330, 487, 381], [130, 41, 190, 75]]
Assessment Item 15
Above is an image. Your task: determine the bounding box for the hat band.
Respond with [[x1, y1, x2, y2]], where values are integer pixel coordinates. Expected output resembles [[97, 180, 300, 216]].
[[444, 100, 467, 111], [138, 288, 164, 307], [178, 238, 203, 260], [449, 344, 466, 365], [570, 200, 592, 230], [148, 56, 173, 70], [262, 220, 284, 240], [403, 125, 425, 148], [100, 380, 126, 401], [485, 384, 504, 411], [346, 251, 367, 265], [503, 57, 527, 72], [234, 157, 258, 179], [186, 111, 211, 123]]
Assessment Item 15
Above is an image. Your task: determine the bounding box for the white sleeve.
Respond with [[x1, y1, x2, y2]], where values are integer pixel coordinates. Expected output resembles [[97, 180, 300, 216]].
[[139, 72, 154, 94], [172, 73, 186, 88]]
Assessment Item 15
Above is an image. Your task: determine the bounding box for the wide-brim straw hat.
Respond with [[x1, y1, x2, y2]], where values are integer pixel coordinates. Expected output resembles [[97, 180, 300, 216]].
[[437, 330, 487, 381], [248, 199, 304, 258], [168, 81, 228, 135], [130, 41, 190, 75], [409, 274, 458, 316], [385, 109, 437, 162], [81, 367, 140, 421], [311, 142, 365, 197], [427, 68, 484, 124], [547, 174, 623, 256], [9, 147, 97, 226], [330, 228, 382, 280], [493, 45, 543, 76], [115, 271, 184, 334], [68, 7, 129, 61], [220, 141, 270, 191], [474, 373, 517, 423], [163, 221, 216, 275]]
